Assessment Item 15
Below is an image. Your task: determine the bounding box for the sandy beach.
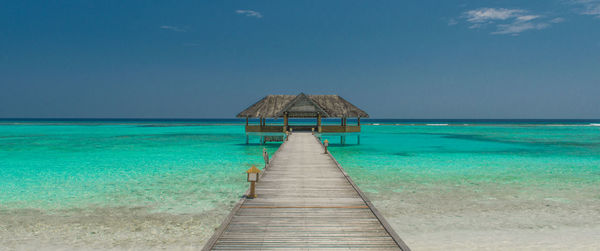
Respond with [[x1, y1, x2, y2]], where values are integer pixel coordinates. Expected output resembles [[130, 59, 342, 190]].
[[2, 194, 599, 250]]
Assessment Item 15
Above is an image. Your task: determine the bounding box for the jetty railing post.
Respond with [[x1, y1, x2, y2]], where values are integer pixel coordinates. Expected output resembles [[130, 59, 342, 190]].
[[263, 148, 269, 169]]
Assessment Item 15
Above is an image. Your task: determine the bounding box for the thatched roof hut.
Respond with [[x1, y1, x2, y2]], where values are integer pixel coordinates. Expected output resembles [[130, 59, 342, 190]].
[[237, 93, 369, 118]]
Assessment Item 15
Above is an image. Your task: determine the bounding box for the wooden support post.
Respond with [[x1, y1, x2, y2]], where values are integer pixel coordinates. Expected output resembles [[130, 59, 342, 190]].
[[357, 134, 360, 145], [246, 117, 249, 126], [249, 181, 256, 198], [246, 134, 249, 145], [284, 113, 288, 132], [358, 117, 361, 126], [263, 148, 269, 168], [317, 113, 322, 133]]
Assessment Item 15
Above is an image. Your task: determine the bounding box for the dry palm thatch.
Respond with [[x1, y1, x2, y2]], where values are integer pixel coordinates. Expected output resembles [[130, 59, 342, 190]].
[[236, 93, 369, 118]]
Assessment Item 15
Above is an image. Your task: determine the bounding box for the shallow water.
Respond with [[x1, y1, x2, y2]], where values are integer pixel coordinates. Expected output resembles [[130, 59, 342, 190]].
[[1, 120, 599, 249]]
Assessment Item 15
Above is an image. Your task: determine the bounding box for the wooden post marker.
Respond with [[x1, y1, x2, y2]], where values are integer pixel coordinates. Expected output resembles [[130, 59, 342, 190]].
[[311, 128, 315, 135], [262, 148, 269, 168], [246, 165, 261, 198], [323, 139, 329, 154]]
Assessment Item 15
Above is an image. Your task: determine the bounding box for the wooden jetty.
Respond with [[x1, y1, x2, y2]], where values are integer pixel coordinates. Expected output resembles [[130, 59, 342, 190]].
[[203, 132, 410, 250]]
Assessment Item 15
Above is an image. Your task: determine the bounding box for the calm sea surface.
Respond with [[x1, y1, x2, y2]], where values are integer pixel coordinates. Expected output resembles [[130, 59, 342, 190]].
[[1, 119, 599, 248]]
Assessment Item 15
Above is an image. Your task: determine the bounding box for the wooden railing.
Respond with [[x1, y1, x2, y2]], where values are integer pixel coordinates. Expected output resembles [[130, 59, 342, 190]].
[[320, 125, 361, 133], [246, 125, 361, 133], [246, 125, 284, 132]]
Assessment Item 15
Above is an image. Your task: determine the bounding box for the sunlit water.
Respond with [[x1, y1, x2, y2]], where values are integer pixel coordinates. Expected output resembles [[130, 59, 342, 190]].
[[1, 120, 599, 249]]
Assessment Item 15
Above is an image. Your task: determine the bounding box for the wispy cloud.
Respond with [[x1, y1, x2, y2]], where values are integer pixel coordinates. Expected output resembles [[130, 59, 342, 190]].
[[492, 22, 549, 35], [465, 8, 525, 23], [569, 0, 600, 17], [448, 18, 458, 26], [460, 8, 563, 35], [159, 25, 186, 32], [235, 9, 263, 18]]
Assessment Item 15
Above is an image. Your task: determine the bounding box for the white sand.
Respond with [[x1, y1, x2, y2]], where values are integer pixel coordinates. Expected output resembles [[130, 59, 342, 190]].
[[2, 185, 599, 250], [404, 227, 600, 250], [372, 184, 600, 251]]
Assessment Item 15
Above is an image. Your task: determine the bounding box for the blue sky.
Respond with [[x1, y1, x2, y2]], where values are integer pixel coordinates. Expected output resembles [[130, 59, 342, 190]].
[[1, 0, 599, 118]]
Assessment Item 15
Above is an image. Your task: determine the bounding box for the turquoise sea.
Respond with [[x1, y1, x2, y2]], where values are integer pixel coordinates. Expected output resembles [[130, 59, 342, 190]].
[[1, 119, 599, 249]]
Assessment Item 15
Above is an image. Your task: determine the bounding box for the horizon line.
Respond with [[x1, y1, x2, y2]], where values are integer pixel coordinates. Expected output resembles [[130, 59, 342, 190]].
[[1, 118, 599, 121]]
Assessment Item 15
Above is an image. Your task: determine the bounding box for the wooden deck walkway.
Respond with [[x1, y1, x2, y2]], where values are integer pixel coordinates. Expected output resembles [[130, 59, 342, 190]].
[[203, 132, 410, 250]]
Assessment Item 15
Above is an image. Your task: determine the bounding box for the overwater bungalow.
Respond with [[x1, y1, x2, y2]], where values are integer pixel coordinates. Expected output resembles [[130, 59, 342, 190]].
[[237, 93, 368, 143]]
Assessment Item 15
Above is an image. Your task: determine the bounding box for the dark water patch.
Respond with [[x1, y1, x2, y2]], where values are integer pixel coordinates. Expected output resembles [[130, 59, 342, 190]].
[[537, 141, 600, 148], [388, 131, 600, 149], [442, 133, 600, 149], [393, 152, 414, 157], [116, 133, 242, 141], [136, 124, 238, 127], [441, 134, 520, 145]]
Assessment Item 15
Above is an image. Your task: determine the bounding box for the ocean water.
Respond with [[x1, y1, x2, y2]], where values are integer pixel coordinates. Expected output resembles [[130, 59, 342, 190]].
[[0, 122, 280, 213], [0, 119, 599, 249]]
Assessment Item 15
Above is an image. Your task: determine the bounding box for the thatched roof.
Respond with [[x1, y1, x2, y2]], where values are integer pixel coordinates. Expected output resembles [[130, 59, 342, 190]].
[[237, 93, 369, 118]]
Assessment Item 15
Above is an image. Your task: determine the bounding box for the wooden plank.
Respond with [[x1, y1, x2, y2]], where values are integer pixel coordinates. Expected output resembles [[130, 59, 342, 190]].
[[203, 132, 410, 250]]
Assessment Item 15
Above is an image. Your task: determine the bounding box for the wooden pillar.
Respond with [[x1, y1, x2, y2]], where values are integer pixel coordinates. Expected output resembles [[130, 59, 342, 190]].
[[357, 117, 361, 126], [249, 181, 256, 198], [357, 134, 360, 145], [246, 117, 249, 126], [284, 113, 288, 132], [317, 113, 322, 132]]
